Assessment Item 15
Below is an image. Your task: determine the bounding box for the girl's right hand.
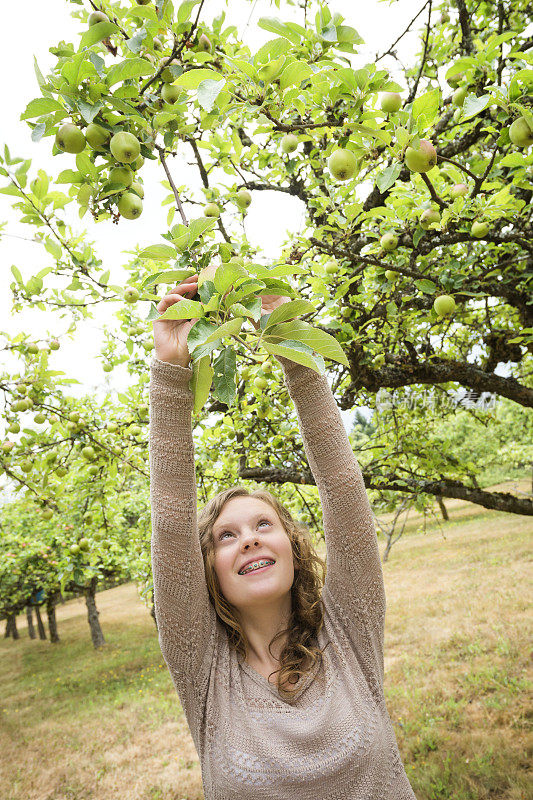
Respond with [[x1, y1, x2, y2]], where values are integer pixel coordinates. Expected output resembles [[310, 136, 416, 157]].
[[152, 275, 200, 367]]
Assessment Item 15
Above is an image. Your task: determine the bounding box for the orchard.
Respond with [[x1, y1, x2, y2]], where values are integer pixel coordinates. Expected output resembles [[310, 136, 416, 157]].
[[0, 0, 532, 744]]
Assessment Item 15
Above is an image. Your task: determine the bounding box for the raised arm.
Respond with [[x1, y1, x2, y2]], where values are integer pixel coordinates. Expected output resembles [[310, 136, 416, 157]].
[[275, 354, 386, 689], [149, 277, 217, 747]]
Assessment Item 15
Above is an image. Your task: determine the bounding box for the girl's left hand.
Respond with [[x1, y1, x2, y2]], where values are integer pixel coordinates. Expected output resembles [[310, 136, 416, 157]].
[[252, 294, 291, 329]]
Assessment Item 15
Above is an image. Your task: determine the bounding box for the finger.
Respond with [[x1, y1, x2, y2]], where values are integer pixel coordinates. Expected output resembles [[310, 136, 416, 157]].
[[171, 278, 198, 295], [156, 293, 188, 314]]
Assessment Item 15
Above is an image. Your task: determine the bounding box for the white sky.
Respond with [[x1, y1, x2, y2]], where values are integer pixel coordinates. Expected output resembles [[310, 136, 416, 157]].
[[0, 0, 423, 432]]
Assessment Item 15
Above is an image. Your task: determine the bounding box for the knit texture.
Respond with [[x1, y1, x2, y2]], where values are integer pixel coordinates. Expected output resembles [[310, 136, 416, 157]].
[[149, 354, 417, 799]]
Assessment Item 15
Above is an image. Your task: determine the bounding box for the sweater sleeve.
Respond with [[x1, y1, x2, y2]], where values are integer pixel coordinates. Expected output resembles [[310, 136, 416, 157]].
[[148, 357, 217, 741], [276, 354, 386, 694]]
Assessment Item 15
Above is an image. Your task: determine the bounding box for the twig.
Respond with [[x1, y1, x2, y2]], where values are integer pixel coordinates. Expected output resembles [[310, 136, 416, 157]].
[[155, 146, 188, 225], [407, 0, 433, 104], [420, 172, 446, 210], [438, 155, 479, 182], [375, 1, 431, 63]]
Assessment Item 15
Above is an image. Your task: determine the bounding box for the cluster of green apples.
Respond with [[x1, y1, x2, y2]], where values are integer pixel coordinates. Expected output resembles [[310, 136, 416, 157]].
[[55, 121, 145, 220]]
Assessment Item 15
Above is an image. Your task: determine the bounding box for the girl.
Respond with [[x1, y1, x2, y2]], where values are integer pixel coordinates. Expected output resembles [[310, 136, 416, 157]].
[[149, 273, 417, 799]]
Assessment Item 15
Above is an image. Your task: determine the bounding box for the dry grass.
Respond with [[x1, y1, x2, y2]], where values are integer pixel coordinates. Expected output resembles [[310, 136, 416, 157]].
[[1, 497, 531, 800]]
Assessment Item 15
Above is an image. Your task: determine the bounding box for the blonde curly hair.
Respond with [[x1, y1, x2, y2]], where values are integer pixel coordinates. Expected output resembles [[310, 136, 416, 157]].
[[198, 485, 329, 701]]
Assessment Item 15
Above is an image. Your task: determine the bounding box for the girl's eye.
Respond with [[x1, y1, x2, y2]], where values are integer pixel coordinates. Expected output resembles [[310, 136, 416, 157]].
[[219, 520, 270, 540]]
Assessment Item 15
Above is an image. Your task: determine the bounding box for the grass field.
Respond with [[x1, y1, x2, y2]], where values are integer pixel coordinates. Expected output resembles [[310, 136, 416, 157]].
[[1, 481, 531, 800]]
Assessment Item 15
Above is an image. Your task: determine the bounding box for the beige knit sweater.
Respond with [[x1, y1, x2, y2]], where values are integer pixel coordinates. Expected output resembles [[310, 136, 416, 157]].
[[149, 353, 417, 799]]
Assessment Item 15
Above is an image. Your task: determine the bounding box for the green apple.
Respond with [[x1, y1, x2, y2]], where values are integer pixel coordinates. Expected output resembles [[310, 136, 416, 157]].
[[471, 220, 489, 238], [325, 260, 339, 274], [55, 466, 68, 477], [197, 33, 212, 52], [109, 166, 133, 187], [433, 294, 456, 316], [130, 181, 144, 198], [385, 270, 399, 281], [236, 189, 252, 208], [204, 202, 220, 217], [142, 340, 154, 352], [131, 154, 144, 170], [439, 11, 450, 23], [110, 132, 141, 163], [161, 83, 182, 104], [103, 364, 113, 372], [450, 183, 468, 198], [447, 70, 465, 88], [16, 383, 28, 395], [404, 139, 437, 172], [55, 123, 86, 154], [2, 441, 15, 453], [42, 508, 54, 520], [118, 191, 143, 219], [130, 425, 142, 437], [20, 460, 33, 473], [13, 400, 27, 413], [281, 134, 299, 153], [27, 343, 39, 355], [8, 422, 20, 434], [79, 538, 90, 551], [254, 376, 268, 390], [49, 339, 60, 350], [34, 413, 46, 424], [85, 122, 110, 150], [82, 446, 95, 460], [380, 93, 402, 113], [124, 287, 140, 303], [380, 233, 398, 251], [328, 148, 358, 181], [452, 87, 468, 107], [70, 544, 80, 555], [509, 117, 533, 148], [88, 11, 109, 26], [420, 208, 441, 229]]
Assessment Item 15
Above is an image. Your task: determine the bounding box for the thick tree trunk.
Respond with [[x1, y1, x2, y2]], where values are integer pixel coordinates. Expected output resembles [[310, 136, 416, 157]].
[[26, 606, 36, 639], [4, 613, 19, 639], [46, 594, 60, 644], [84, 577, 106, 649], [437, 495, 449, 521], [35, 605, 47, 640]]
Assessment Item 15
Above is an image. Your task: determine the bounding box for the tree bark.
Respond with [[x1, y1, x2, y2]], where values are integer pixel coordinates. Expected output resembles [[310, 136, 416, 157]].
[[35, 605, 47, 640], [26, 606, 36, 639], [437, 495, 449, 521], [4, 613, 19, 639], [84, 577, 106, 649], [46, 593, 60, 644]]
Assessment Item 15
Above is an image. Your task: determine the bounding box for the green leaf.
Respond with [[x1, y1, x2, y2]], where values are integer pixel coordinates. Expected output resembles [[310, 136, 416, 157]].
[[213, 347, 237, 406], [415, 279, 437, 294], [155, 298, 203, 321], [11, 265, 24, 287], [197, 79, 226, 112], [31, 123, 46, 143], [191, 354, 214, 414], [177, 0, 202, 26], [77, 100, 102, 124], [279, 61, 313, 92], [138, 244, 176, 260], [263, 340, 325, 373], [376, 162, 402, 193], [188, 216, 217, 246], [202, 317, 245, 344], [80, 21, 119, 49], [106, 58, 154, 87], [462, 94, 490, 120], [174, 69, 222, 90], [20, 98, 64, 120], [141, 269, 192, 288], [257, 16, 301, 45], [214, 264, 249, 295], [410, 89, 441, 123], [265, 319, 349, 367], [499, 153, 525, 167], [263, 299, 315, 330]]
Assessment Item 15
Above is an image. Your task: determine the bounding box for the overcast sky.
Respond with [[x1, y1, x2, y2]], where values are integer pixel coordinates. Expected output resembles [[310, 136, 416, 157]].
[[1, 0, 423, 433]]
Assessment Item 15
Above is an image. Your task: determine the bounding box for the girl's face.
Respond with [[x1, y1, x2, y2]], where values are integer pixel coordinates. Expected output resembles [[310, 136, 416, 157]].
[[211, 497, 297, 610]]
